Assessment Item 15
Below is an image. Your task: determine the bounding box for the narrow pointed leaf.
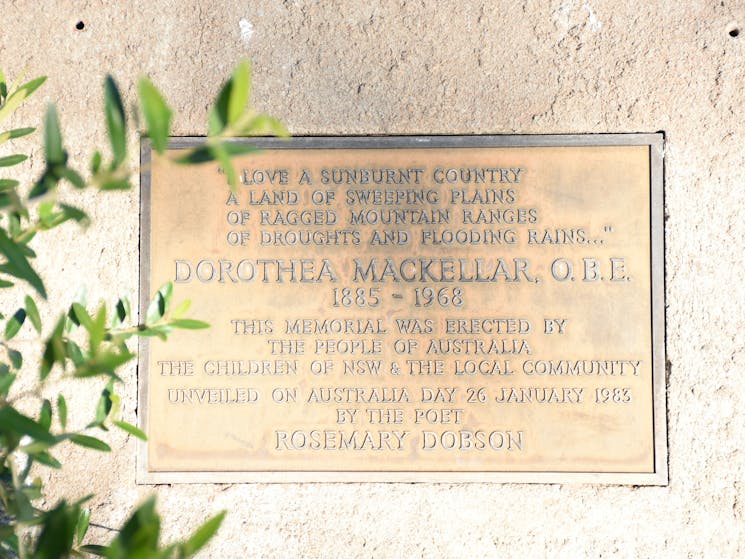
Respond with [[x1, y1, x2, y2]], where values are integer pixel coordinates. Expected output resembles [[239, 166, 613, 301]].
[[0, 406, 55, 443], [138, 77, 173, 153], [0, 229, 46, 298], [24, 295, 41, 333], [180, 511, 226, 556], [4, 307, 26, 339], [0, 178, 19, 190], [0, 154, 27, 167], [0, 127, 35, 145], [75, 507, 91, 545], [0, 76, 46, 123], [170, 318, 209, 330], [39, 398, 52, 430], [58, 394, 67, 428], [69, 433, 111, 451], [114, 420, 147, 441], [44, 104, 65, 164], [104, 76, 126, 166]]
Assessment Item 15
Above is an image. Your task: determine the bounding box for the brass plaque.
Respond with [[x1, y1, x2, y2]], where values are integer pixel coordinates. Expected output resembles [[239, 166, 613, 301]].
[[138, 135, 666, 484]]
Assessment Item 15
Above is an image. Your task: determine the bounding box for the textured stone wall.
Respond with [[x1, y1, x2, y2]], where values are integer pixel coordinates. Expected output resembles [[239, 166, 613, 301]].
[[2, 0, 744, 556]]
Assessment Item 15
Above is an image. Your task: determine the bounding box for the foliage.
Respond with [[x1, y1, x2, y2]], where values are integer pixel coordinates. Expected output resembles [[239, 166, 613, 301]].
[[0, 62, 286, 558]]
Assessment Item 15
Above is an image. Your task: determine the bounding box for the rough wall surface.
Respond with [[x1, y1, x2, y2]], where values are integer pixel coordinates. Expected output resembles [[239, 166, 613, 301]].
[[1, 0, 743, 557]]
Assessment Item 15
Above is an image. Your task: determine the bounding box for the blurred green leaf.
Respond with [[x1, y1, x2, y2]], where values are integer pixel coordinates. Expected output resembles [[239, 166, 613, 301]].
[[113, 296, 130, 326], [57, 394, 67, 429], [178, 510, 226, 557], [0, 178, 19, 190], [106, 496, 160, 559], [171, 298, 191, 318], [5, 307, 26, 339], [75, 507, 91, 546], [241, 113, 289, 137], [138, 77, 173, 154], [57, 166, 85, 189], [208, 61, 251, 135], [0, 154, 27, 167], [0, 228, 46, 298], [44, 104, 65, 165], [0, 371, 16, 396], [170, 319, 209, 330], [79, 544, 108, 556], [25, 294, 41, 333], [0, 75, 46, 123], [91, 150, 102, 174], [89, 381, 113, 427], [113, 420, 147, 441], [104, 76, 127, 167], [8, 347, 22, 369], [0, 406, 55, 444], [39, 399, 52, 430], [60, 203, 90, 225], [0, 126, 35, 145], [71, 302, 94, 331], [100, 177, 131, 190], [33, 450, 62, 469], [41, 317, 65, 380], [32, 500, 78, 559], [68, 434, 111, 452]]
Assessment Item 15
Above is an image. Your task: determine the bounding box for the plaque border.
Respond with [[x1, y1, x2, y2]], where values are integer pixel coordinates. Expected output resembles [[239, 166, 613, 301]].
[[138, 133, 667, 485]]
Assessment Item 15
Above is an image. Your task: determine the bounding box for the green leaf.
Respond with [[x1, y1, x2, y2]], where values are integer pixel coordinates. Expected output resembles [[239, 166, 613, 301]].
[[138, 77, 173, 153], [75, 507, 91, 545], [60, 203, 89, 225], [0, 126, 35, 145], [68, 433, 111, 452], [0, 406, 55, 444], [0, 75, 46, 123], [79, 544, 108, 556], [89, 304, 107, 353], [0, 371, 16, 396], [33, 450, 62, 469], [100, 177, 131, 190], [90, 381, 113, 427], [0, 67, 6, 99], [104, 76, 127, 167], [5, 307, 26, 339], [39, 398, 52, 430], [0, 154, 27, 167], [33, 500, 78, 558], [91, 150, 102, 173], [66, 339, 86, 366], [179, 511, 226, 557], [241, 113, 289, 137], [57, 166, 85, 189], [114, 420, 147, 441], [71, 302, 94, 331], [106, 496, 160, 558], [0, 178, 19, 190], [0, 228, 46, 298], [114, 297, 130, 326], [58, 394, 67, 428], [170, 318, 210, 330], [8, 347, 22, 369], [171, 298, 191, 318], [44, 104, 65, 164], [211, 144, 237, 189], [24, 294, 41, 333], [208, 60, 251, 135], [41, 317, 65, 380]]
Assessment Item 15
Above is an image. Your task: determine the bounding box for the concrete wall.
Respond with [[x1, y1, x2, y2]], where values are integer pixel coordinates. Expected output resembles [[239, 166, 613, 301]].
[[2, 0, 744, 556]]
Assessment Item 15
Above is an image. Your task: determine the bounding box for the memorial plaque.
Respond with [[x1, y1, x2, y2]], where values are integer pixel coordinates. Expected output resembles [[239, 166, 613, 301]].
[[138, 135, 666, 484]]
